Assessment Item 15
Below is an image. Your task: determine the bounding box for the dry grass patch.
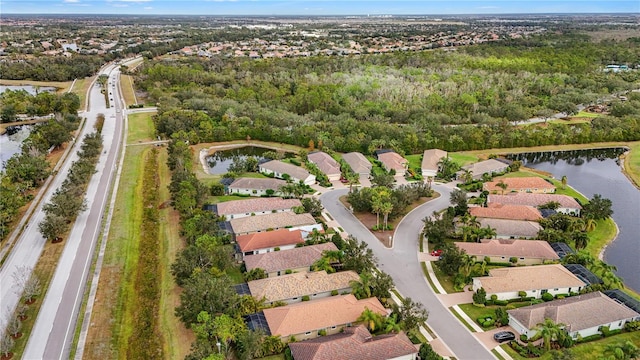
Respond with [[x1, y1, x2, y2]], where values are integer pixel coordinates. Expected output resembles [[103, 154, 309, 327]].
[[0, 79, 72, 91], [119, 74, 137, 107]]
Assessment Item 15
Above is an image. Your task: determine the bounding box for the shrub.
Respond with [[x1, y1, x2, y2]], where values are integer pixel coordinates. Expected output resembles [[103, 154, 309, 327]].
[[285, 269, 293, 274], [625, 320, 640, 331], [473, 287, 487, 305], [301, 295, 310, 301], [331, 290, 339, 296], [491, 294, 498, 301], [518, 291, 527, 298], [509, 257, 518, 264], [318, 329, 326, 336], [274, 247, 280, 251], [520, 334, 528, 342], [542, 293, 554, 302], [494, 300, 508, 306]]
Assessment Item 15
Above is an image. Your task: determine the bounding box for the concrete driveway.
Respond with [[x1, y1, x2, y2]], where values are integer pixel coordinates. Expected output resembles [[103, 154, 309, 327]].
[[320, 183, 496, 360], [476, 326, 519, 350]]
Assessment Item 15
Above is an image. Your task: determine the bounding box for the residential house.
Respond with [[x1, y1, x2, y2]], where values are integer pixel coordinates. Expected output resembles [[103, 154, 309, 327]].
[[342, 152, 372, 181], [244, 243, 338, 277], [508, 292, 640, 340], [247, 270, 359, 304], [259, 160, 316, 185], [455, 239, 559, 265], [227, 177, 287, 197], [289, 325, 417, 360], [458, 159, 510, 180], [478, 218, 542, 239], [484, 177, 556, 194], [237, 229, 306, 257], [211, 197, 301, 219], [260, 294, 387, 342], [375, 150, 408, 176], [421, 149, 447, 177], [488, 193, 582, 216], [472, 264, 586, 301], [228, 212, 320, 236], [308, 152, 341, 181], [470, 204, 542, 222]]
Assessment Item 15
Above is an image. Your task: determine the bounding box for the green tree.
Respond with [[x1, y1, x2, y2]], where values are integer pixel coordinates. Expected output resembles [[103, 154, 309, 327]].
[[176, 273, 239, 326], [473, 287, 487, 305], [450, 189, 468, 216], [38, 212, 67, 242], [350, 272, 373, 299], [534, 318, 566, 352], [582, 194, 613, 220], [357, 307, 384, 332], [244, 268, 267, 281], [396, 296, 428, 333], [418, 342, 444, 360], [572, 231, 589, 250], [561, 175, 568, 190]]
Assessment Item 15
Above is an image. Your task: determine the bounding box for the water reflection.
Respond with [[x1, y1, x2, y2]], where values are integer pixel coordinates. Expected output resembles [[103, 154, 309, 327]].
[[508, 148, 639, 293], [205, 146, 294, 175]]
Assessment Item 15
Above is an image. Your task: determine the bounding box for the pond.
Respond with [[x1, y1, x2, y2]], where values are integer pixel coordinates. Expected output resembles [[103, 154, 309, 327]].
[[205, 146, 294, 175], [0, 125, 32, 171], [0, 85, 58, 95], [508, 148, 640, 293]]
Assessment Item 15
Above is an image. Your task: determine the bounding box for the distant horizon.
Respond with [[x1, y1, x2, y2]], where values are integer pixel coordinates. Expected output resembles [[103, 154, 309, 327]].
[[2, 1, 639, 16]]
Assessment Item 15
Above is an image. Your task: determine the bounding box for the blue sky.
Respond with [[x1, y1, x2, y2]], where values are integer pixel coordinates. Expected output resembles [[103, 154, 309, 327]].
[[2, 0, 639, 15]]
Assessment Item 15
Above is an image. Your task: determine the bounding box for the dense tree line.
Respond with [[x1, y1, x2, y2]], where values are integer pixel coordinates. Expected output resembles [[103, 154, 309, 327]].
[[0, 55, 104, 81], [0, 114, 80, 241], [139, 35, 639, 155], [1, 90, 80, 123], [38, 131, 103, 242]]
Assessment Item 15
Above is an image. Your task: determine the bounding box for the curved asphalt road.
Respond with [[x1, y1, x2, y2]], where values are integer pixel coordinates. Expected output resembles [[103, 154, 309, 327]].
[[23, 63, 125, 360], [320, 184, 495, 360]]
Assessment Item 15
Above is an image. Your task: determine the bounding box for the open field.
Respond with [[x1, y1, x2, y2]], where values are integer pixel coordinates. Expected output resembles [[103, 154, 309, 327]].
[[119, 74, 137, 106], [126, 112, 155, 144], [0, 79, 72, 92], [71, 76, 96, 111], [157, 148, 193, 359]]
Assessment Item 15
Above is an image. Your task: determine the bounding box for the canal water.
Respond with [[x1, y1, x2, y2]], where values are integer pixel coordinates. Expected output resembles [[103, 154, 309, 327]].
[[0, 85, 57, 95], [509, 148, 640, 293], [0, 126, 31, 172]]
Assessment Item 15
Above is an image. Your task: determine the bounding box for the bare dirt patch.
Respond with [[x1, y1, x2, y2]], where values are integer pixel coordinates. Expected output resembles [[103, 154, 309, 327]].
[[340, 194, 438, 248]]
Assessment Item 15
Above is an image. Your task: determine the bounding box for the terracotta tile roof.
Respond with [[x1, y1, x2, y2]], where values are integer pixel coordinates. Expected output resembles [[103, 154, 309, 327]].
[[342, 152, 372, 174], [376, 151, 407, 172], [260, 160, 311, 181], [474, 264, 586, 294], [237, 229, 305, 253], [508, 291, 640, 332], [455, 239, 559, 260], [488, 194, 582, 210], [421, 149, 447, 172], [478, 218, 542, 238], [484, 177, 556, 193], [230, 212, 316, 234], [244, 243, 338, 274], [308, 152, 341, 177], [289, 325, 417, 360], [248, 270, 360, 303], [263, 295, 387, 338], [470, 204, 542, 221], [215, 198, 302, 216], [229, 177, 287, 191]]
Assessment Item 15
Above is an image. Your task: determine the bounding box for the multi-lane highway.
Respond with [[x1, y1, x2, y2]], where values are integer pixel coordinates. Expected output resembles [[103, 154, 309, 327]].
[[20, 63, 125, 360]]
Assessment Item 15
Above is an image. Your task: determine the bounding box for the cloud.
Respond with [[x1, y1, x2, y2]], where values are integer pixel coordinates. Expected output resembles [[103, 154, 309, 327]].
[[144, 6, 153, 9], [113, 0, 152, 2], [478, 6, 499, 9], [63, 0, 80, 3]]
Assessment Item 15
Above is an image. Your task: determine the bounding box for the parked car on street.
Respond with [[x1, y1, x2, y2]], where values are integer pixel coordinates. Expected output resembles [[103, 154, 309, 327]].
[[493, 331, 516, 343]]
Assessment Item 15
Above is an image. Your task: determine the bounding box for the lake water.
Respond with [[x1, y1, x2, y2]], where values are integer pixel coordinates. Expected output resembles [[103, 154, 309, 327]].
[[205, 146, 294, 175], [0, 85, 58, 95], [508, 148, 640, 293], [0, 125, 31, 171]]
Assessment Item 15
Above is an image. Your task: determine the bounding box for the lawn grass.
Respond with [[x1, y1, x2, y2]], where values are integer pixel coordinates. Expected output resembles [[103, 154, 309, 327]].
[[70, 76, 96, 112], [126, 112, 155, 144], [449, 152, 479, 166], [585, 218, 616, 257], [119, 74, 137, 106], [157, 148, 194, 360], [457, 303, 496, 328], [431, 263, 458, 294], [623, 141, 640, 189], [503, 332, 640, 360], [205, 194, 255, 204], [82, 145, 146, 360], [225, 263, 246, 285], [573, 110, 601, 118], [405, 154, 422, 171], [548, 118, 591, 125], [0, 78, 72, 91]]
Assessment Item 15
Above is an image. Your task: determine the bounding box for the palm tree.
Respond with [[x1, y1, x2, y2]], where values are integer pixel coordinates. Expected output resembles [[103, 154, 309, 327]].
[[572, 231, 589, 250], [350, 272, 373, 299], [561, 175, 568, 190], [383, 313, 402, 334], [459, 254, 477, 278], [584, 218, 597, 232], [312, 256, 335, 273], [346, 172, 359, 192], [562, 251, 595, 267], [357, 308, 384, 332], [381, 202, 393, 230], [534, 318, 566, 352], [496, 180, 508, 195], [603, 341, 640, 360], [371, 198, 383, 230]]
